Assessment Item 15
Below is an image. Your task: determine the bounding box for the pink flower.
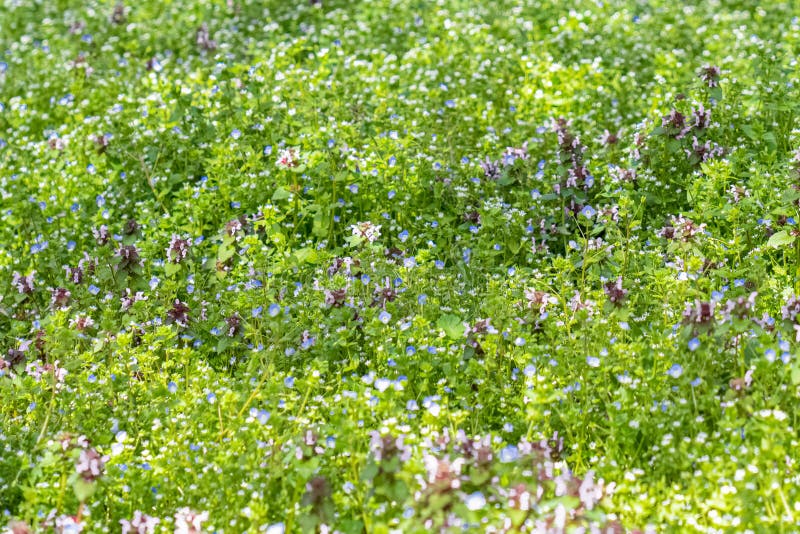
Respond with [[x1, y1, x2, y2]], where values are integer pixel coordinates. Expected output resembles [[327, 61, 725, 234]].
[[120, 511, 160, 534], [75, 447, 108, 481], [173, 508, 208, 534], [276, 147, 300, 169]]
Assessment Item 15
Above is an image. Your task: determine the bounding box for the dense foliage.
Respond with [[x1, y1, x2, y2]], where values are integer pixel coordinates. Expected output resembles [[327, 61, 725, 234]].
[[2, 0, 800, 532]]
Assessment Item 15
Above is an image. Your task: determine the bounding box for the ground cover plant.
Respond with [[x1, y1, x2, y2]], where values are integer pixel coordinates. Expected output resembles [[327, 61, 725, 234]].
[[2, 0, 800, 532]]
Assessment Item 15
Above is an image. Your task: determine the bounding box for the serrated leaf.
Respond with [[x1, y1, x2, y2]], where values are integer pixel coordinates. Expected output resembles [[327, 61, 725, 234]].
[[767, 230, 795, 248], [217, 244, 236, 262], [437, 314, 465, 339]]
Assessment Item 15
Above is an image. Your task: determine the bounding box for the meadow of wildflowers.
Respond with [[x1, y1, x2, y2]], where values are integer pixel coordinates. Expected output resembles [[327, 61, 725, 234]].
[[2, 0, 800, 532]]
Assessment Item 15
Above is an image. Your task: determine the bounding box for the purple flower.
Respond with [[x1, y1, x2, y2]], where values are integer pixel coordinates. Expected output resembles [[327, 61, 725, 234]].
[[699, 65, 721, 87], [12, 272, 35, 294], [166, 299, 190, 328], [166, 235, 191, 263], [603, 276, 628, 305], [116, 245, 143, 273], [225, 314, 242, 337], [195, 23, 217, 52], [51, 287, 71, 309], [93, 225, 111, 246]]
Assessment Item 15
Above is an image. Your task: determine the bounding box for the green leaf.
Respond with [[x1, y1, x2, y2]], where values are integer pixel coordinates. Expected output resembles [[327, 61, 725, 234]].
[[291, 247, 318, 265], [72, 478, 96, 502], [216, 337, 233, 353], [164, 262, 182, 277], [218, 244, 236, 262], [767, 230, 795, 248], [360, 461, 379, 481], [437, 314, 465, 339], [271, 187, 292, 201], [792, 363, 800, 386]]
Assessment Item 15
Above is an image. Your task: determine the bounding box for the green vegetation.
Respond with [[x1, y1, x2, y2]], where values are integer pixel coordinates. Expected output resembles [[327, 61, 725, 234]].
[[2, 1, 800, 531]]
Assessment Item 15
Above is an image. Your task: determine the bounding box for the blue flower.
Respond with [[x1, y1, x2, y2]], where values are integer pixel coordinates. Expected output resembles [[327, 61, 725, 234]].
[[378, 311, 392, 324], [667, 364, 683, 379], [499, 445, 519, 463], [465, 491, 486, 511], [250, 408, 270, 424], [398, 230, 409, 242], [268, 303, 281, 317], [688, 337, 700, 351], [284, 376, 295, 388]]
